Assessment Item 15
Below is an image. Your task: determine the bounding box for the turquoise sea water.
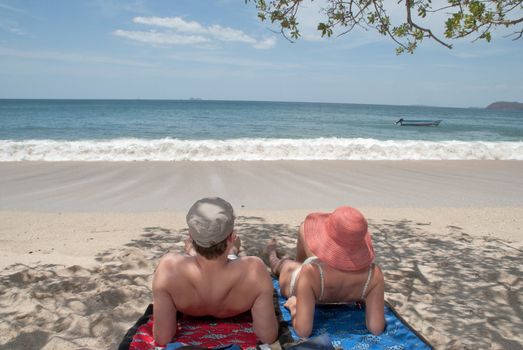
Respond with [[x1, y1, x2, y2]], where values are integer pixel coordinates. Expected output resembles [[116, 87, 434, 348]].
[[1, 99, 522, 160]]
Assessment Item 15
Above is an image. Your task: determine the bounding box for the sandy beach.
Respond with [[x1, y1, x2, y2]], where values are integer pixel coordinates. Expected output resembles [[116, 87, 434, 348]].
[[0, 161, 522, 349]]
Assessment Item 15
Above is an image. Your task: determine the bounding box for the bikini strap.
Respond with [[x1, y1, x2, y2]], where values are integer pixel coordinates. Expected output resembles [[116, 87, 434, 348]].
[[303, 257, 324, 301], [314, 262, 325, 301], [360, 263, 374, 300], [289, 256, 325, 300]]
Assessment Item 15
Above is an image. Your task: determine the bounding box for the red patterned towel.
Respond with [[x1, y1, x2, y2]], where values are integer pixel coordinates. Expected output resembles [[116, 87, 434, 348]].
[[127, 307, 258, 350]]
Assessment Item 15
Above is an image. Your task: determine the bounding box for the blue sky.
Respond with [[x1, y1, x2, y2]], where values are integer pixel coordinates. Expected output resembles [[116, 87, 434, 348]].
[[0, 0, 522, 108]]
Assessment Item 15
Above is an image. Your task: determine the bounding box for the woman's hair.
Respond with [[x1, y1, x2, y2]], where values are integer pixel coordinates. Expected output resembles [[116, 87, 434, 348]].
[[192, 235, 229, 259]]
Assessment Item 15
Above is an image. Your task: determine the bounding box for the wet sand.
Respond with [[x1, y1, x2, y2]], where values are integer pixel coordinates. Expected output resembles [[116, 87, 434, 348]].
[[1, 160, 523, 211]]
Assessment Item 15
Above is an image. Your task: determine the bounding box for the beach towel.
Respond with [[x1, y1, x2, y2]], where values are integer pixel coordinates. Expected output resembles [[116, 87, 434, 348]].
[[118, 304, 258, 350], [120, 282, 433, 350], [273, 279, 433, 350]]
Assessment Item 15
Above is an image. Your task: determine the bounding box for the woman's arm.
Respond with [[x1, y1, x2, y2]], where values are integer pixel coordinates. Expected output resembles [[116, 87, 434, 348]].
[[285, 265, 317, 338], [364, 266, 385, 335]]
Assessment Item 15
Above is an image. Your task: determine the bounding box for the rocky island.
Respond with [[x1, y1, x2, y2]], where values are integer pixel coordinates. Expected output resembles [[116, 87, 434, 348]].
[[486, 101, 523, 110]]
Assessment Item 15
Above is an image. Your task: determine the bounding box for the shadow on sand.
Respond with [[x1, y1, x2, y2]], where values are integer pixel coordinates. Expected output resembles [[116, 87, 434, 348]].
[[0, 216, 522, 349]]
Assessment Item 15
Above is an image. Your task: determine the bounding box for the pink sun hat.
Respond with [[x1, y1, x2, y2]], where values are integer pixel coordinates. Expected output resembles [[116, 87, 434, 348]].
[[303, 206, 375, 271]]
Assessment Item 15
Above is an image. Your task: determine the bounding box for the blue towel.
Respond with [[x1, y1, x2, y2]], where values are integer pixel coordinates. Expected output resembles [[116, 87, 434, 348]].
[[273, 279, 432, 350]]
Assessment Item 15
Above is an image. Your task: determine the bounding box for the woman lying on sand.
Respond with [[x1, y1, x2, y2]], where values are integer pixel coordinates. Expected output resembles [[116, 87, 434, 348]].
[[266, 206, 385, 338]]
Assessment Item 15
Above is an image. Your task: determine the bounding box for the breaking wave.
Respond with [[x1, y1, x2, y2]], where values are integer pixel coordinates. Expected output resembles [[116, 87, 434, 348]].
[[1, 138, 522, 161]]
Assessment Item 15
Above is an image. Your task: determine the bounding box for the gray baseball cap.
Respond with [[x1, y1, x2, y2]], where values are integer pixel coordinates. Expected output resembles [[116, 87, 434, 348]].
[[186, 197, 235, 248]]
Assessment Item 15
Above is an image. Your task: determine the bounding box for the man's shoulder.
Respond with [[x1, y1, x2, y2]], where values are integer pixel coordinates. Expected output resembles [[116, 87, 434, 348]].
[[155, 253, 193, 280], [158, 252, 189, 266], [235, 256, 272, 285], [236, 255, 266, 269], [154, 253, 198, 291]]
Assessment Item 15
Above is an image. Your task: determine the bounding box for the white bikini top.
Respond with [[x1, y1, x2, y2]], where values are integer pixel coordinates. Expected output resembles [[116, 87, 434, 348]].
[[290, 256, 374, 301]]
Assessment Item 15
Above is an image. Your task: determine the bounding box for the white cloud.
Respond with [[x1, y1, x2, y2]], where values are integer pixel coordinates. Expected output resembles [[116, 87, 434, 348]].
[[113, 29, 209, 46], [253, 37, 276, 49], [115, 16, 276, 49], [133, 16, 206, 33], [208, 25, 255, 43]]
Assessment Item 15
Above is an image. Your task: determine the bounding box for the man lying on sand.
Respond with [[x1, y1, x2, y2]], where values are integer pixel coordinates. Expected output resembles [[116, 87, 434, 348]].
[[266, 206, 385, 337], [152, 197, 278, 346]]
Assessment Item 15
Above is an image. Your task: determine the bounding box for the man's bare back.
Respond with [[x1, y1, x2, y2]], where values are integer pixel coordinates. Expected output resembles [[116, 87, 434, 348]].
[[152, 198, 278, 346]]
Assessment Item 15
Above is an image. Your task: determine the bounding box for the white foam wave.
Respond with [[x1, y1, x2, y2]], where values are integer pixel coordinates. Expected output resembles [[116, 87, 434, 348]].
[[0, 138, 522, 161]]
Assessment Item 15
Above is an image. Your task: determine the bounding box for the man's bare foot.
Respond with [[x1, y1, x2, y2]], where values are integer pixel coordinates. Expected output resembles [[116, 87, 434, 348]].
[[264, 238, 278, 257]]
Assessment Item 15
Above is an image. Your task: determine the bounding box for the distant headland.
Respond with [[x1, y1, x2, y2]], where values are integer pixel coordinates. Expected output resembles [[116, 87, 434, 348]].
[[486, 101, 523, 111]]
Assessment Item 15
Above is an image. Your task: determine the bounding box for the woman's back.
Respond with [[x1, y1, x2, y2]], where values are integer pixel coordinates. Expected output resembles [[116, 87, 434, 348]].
[[318, 262, 383, 303], [292, 259, 385, 337], [267, 205, 385, 338]]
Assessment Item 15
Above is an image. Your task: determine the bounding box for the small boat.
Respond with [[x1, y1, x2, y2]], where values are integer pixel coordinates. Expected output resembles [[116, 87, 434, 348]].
[[395, 118, 442, 127]]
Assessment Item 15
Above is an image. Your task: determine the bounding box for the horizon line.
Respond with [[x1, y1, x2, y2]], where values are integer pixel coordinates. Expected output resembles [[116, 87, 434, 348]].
[[0, 97, 487, 110]]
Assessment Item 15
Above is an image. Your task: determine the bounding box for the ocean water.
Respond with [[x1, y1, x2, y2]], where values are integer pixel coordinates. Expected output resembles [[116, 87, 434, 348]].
[[0, 99, 522, 161]]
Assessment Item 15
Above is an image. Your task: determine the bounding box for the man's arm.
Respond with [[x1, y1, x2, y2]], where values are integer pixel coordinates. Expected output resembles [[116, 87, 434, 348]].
[[152, 258, 178, 346], [250, 260, 278, 344]]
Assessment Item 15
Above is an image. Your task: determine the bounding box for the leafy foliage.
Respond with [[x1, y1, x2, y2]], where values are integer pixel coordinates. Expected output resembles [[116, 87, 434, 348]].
[[246, 0, 523, 53]]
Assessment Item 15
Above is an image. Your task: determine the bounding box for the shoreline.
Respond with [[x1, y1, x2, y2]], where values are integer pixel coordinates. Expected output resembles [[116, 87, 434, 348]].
[[2, 139, 522, 162]]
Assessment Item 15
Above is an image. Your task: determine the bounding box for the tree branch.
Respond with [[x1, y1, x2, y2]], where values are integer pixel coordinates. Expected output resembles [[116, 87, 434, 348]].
[[371, 1, 408, 50], [247, 0, 523, 53], [405, 0, 452, 49]]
